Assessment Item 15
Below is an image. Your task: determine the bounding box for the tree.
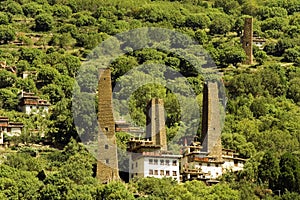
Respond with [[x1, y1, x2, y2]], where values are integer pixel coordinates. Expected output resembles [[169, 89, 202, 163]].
[[35, 13, 54, 32], [101, 182, 134, 200], [0, 25, 15, 44], [0, 88, 18, 110], [41, 84, 65, 104], [257, 151, 280, 189], [283, 48, 300, 63], [214, 0, 241, 15], [218, 45, 246, 67], [278, 152, 300, 193], [22, 2, 44, 17], [194, 29, 208, 45], [37, 65, 60, 85], [7, 2, 23, 15], [287, 77, 300, 103], [254, 50, 267, 65], [0, 12, 9, 25], [53, 5, 72, 18], [209, 14, 232, 35], [0, 70, 16, 88], [185, 14, 210, 30]]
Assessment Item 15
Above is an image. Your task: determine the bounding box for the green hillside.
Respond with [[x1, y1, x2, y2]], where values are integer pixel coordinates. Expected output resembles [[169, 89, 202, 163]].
[[0, 0, 299, 199]]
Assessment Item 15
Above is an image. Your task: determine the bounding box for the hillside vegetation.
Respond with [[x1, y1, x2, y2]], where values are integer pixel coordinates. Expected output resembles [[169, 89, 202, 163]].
[[0, 0, 300, 199]]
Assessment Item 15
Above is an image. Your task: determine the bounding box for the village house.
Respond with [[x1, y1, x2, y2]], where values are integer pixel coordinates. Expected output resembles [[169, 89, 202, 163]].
[[18, 91, 50, 114], [0, 117, 23, 145]]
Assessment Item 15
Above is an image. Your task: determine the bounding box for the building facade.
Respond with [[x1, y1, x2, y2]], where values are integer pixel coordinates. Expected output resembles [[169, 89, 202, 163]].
[[0, 117, 23, 144], [18, 91, 50, 114], [129, 150, 181, 182]]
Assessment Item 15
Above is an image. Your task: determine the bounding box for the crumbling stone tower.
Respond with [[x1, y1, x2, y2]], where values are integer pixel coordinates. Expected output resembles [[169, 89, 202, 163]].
[[97, 68, 119, 183], [200, 82, 222, 161], [242, 17, 253, 65], [146, 98, 167, 151]]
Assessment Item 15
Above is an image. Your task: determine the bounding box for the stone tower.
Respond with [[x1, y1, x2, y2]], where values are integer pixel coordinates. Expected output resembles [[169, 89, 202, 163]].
[[242, 17, 253, 65], [146, 98, 167, 151], [97, 68, 119, 183], [200, 82, 222, 161]]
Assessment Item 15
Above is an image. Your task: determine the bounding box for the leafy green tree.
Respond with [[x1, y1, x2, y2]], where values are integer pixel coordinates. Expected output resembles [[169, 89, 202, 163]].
[[18, 47, 43, 64], [53, 5, 72, 18], [41, 84, 65, 104], [185, 14, 210, 30], [22, 2, 44, 17], [0, 88, 18, 110], [278, 152, 300, 193], [283, 47, 300, 63], [37, 65, 60, 85], [0, 12, 9, 25], [6, 1, 23, 15], [101, 182, 134, 200], [209, 14, 232, 35], [287, 77, 300, 103], [254, 50, 267, 65], [218, 44, 246, 67], [257, 151, 280, 189], [0, 70, 16, 88], [35, 13, 54, 32], [214, 0, 241, 15], [0, 25, 15, 44], [194, 29, 208, 45]]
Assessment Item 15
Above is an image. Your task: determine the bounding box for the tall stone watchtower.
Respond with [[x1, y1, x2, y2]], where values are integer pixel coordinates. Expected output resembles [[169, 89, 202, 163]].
[[146, 98, 167, 151], [242, 17, 253, 65], [200, 82, 222, 161], [97, 68, 119, 183]]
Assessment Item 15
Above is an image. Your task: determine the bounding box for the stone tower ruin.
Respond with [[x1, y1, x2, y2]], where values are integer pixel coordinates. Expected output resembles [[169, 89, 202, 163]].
[[97, 68, 119, 183], [242, 17, 253, 65], [200, 82, 222, 161], [146, 98, 167, 151]]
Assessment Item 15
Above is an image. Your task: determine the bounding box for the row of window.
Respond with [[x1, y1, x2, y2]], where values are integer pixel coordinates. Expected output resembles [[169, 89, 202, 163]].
[[149, 169, 177, 176], [149, 159, 177, 166]]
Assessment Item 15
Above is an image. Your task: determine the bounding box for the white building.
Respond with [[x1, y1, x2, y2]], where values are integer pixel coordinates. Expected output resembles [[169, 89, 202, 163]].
[[253, 37, 266, 49], [0, 117, 23, 144], [129, 151, 181, 182], [181, 142, 246, 183], [18, 91, 50, 114]]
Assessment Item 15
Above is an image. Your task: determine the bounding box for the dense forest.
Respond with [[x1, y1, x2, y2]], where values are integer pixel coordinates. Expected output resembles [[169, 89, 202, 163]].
[[0, 0, 300, 199]]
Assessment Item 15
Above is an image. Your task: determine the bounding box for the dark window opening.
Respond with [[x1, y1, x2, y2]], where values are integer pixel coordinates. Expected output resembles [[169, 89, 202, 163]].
[[106, 159, 109, 164], [105, 127, 109, 131], [105, 144, 108, 149]]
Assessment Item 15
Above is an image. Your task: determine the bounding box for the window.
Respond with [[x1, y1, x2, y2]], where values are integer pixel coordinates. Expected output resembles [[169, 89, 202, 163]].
[[149, 159, 153, 164], [166, 170, 170, 176], [160, 160, 164, 165], [149, 169, 153, 175], [172, 160, 177, 166], [172, 171, 177, 176], [154, 170, 158, 175], [131, 163, 134, 169], [216, 164, 219, 167], [154, 159, 158, 165], [160, 170, 164, 175], [106, 159, 109, 164], [131, 174, 134, 178], [136, 162, 138, 167], [207, 163, 210, 167], [105, 127, 109, 131], [166, 160, 170, 166], [105, 144, 108, 149]]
